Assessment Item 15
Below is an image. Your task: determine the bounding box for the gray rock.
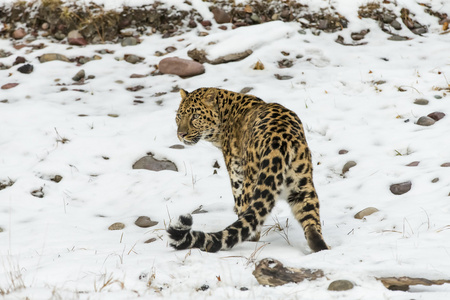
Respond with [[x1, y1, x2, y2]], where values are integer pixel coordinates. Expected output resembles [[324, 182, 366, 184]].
[[414, 98, 429, 105], [159, 57, 205, 77], [390, 20, 402, 30], [18, 64, 33, 74], [390, 181, 412, 195], [124, 54, 144, 64], [240, 87, 253, 94], [54, 32, 66, 40], [416, 116, 435, 126], [342, 161, 357, 174], [432, 178, 439, 183], [427, 112, 445, 122], [108, 222, 125, 230], [169, 144, 185, 149], [134, 216, 158, 228], [40, 53, 70, 63], [0, 227, 3, 233], [72, 69, 85, 81], [121, 37, 138, 47], [339, 150, 349, 155], [328, 280, 354, 291], [388, 35, 409, 41], [133, 155, 177, 172], [354, 207, 379, 219]]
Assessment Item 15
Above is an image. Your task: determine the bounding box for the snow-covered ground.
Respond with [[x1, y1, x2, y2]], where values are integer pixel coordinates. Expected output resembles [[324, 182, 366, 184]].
[[1, 0, 450, 299]]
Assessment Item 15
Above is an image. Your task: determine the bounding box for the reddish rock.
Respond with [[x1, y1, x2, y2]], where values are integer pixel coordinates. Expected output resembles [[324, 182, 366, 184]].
[[201, 20, 212, 27], [441, 163, 450, 167], [427, 112, 445, 121], [68, 30, 87, 46], [13, 56, 26, 65], [1, 83, 19, 89], [12, 28, 26, 39], [406, 161, 420, 167], [211, 7, 231, 24], [159, 57, 205, 77]]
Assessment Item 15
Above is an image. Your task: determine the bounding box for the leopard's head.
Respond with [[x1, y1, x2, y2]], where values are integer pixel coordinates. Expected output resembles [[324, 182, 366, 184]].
[[176, 88, 220, 145]]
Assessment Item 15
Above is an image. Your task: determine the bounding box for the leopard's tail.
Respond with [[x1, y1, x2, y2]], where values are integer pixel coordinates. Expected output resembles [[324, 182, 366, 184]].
[[167, 211, 259, 252]]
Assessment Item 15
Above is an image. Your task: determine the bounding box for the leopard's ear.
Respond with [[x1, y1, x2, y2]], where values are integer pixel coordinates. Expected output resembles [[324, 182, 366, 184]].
[[180, 89, 189, 100], [203, 88, 218, 108]]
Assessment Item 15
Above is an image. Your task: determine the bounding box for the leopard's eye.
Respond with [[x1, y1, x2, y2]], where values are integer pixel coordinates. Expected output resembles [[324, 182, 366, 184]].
[[192, 114, 200, 120]]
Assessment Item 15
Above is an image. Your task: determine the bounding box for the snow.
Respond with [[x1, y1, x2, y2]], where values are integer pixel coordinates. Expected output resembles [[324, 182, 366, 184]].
[[1, 0, 450, 299]]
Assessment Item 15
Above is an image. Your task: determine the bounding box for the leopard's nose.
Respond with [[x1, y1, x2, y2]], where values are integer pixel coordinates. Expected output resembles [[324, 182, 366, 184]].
[[177, 132, 187, 139]]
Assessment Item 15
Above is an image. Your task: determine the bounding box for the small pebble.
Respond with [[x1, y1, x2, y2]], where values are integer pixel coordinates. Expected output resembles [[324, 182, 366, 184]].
[[338, 149, 349, 155], [427, 112, 445, 122], [72, 69, 85, 81], [354, 207, 379, 219], [406, 161, 420, 167], [416, 116, 435, 126], [441, 163, 450, 167], [431, 178, 439, 183], [18, 64, 33, 74], [414, 98, 428, 105], [342, 161, 357, 174], [108, 222, 125, 230], [328, 280, 354, 291], [134, 216, 158, 228], [390, 181, 412, 195]]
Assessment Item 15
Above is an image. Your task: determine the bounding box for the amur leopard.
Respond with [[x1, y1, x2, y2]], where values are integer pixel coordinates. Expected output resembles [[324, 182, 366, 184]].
[[167, 87, 328, 253]]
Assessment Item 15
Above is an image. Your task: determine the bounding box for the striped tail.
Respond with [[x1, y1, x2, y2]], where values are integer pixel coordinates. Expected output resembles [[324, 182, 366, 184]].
[[167, 212, 257, 252]]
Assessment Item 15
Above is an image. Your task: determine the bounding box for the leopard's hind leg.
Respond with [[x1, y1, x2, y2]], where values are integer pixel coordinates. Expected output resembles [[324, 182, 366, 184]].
[[287, 158, 328, 252]]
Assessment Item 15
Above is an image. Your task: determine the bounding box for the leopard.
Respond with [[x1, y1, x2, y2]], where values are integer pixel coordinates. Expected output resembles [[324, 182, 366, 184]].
[[167, 87, 328, 253]]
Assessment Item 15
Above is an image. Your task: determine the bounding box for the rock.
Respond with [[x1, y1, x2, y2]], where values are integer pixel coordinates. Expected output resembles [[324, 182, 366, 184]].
[[108, 222, 125, 230], [274, 74, 293, 80], [51, 175, 63, 183], [169, 144, 185, 149], [328, 280, 354, 291], [135, 216, 158, 228], [13, 56, 26, 65], [210, 50, 253, 65], [188, 19, 197, 28], [1, 83, 19, 89], [124, 54, 144, 64], [130, 74, 147, 78], [416, 116, 435, 126], [390, 20, 402, 30], [354, 207, 379, 219], [72, 69, 85, 81], [390, 181, 412, 195], [31, 188, 44, 198], [40, 53, 70, 63], [144, 238, 157, 243], [414, 98, 429, 105], [211, 7, 231, 24], [121, 37, 138, 46], [441, 163, 450, 167], [342, 161, 357, 174], [159, 57, 205, 77], [427, 112, 445, 121], [68, 30, 87, 46], [240, 87, 253, 94], [12, 28, 26, 39], [201, 20, 212, 27], [126, 85, 144, 92], [18, 64, 33, 74], [432, 178, 439, 183], [133, 155, 178, 172], [0, 227, 3, 233], [339, 150, 349, 155], [54, 32, 66, 40], [406, 161, 420, 167], [388, 35, 409, 41]]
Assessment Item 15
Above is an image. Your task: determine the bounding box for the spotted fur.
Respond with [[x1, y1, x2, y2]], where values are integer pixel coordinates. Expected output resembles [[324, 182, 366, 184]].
[[168, 87, 328, 253]]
